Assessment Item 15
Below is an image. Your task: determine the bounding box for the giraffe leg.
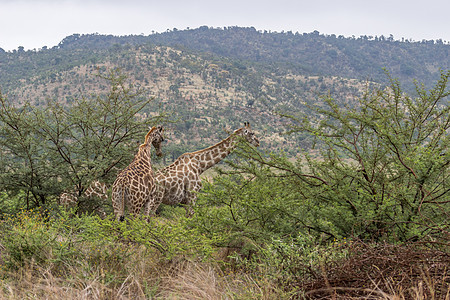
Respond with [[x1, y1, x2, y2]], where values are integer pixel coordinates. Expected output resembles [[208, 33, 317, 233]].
[[143, 197, 153, 216], [142, 198, 156, 221], [184, 181, 201, 217], [185, 206, 195, 218], [144, 191, 164, 221], [142, 182, 162, 218], [184, 190, 198, 217]]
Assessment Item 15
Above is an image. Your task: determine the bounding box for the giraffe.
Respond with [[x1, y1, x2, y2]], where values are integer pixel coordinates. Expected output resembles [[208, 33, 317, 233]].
[[84, 180, 109, 200], [59, 180, 109, 217], [59, 192, 78, 207], [111, 125, 164, 221], [145, 122, 259, 217]]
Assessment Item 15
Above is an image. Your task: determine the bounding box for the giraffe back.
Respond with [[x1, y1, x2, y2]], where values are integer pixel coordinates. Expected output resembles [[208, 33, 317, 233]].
[[59, 192, 78, 207], [59, 180, 109, 216], [84, 180, 108, 200]]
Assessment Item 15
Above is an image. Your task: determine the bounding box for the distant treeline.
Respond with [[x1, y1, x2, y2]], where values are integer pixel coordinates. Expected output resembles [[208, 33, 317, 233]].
[[1, 26, 449, 90]]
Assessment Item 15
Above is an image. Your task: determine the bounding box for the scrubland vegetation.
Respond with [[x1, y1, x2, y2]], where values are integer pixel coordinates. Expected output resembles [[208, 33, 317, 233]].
[[0, 209, 447, 299], [0, 27, 448, 299], [0, 70, 447, 299]]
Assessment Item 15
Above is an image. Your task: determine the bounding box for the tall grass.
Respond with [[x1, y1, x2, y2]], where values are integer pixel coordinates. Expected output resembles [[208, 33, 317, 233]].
[[0, 209, 270, 299], [0, 209, 447, 299]]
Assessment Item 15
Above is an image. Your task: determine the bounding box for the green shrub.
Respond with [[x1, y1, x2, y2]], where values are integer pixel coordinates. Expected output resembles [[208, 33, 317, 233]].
[[111, 216, 217, 261], [0, 209, 78, 270], [0, 208, 217, 274]]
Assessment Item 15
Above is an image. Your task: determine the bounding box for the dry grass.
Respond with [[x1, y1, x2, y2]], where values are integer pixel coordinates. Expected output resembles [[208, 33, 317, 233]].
[[0, 244, 448, 300], [158, 260, 226, 299], [298, 240, 450, 300], [0, 250, 269, 300], [0, 212, 447, 299]]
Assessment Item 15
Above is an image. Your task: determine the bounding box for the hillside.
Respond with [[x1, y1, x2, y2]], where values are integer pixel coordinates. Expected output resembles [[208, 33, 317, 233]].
[[143, 26, 449, 89], [0, 27, 448, 155], [0, 48, 373, 156], [2, 27, 448, 87]]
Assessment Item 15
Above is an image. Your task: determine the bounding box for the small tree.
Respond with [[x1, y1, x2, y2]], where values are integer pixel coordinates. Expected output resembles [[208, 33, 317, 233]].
[[0, 99, 56, 210], [195, 71, 449, 245], [0, 69, 166, 211], [282, 70, 449, 242]]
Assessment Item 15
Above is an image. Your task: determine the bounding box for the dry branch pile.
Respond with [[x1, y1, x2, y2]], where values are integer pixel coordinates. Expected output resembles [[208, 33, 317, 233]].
[[300, 241, 449, 299]]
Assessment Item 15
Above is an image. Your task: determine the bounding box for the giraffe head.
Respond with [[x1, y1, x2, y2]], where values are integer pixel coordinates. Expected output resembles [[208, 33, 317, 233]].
[[144, 125, 165, 157], [236, 122, 260, 147], [152, 125, 165, 157]]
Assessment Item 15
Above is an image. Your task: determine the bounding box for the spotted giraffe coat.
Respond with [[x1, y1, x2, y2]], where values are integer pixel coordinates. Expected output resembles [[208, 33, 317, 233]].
[[59, 180, 109, 217]]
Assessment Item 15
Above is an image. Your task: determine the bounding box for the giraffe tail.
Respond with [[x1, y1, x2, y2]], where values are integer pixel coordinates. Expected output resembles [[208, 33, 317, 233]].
[[119, 187, 127, 222]]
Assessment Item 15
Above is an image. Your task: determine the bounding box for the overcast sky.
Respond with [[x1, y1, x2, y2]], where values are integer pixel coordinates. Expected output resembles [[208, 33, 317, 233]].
[[1, 0, 449, 51]]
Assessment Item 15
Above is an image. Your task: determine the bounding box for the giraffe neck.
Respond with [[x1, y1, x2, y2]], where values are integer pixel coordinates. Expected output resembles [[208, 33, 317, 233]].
[[191, 134, 237, 173], [135, 143, 152, 166], [133, 128, 159, 166]]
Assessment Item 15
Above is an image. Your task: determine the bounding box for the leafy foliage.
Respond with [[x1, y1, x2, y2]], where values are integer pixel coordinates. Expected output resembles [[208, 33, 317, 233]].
[[193, 71, 449, 248], [0, 208, 215, 269], [0, 70, 166, 209], [282, 70, 450, 242]]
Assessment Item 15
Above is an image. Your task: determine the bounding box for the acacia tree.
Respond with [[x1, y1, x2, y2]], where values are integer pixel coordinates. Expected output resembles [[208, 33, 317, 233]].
[[285, 71, 450, 242], [0, 69, 166, 211], [0, 99, 55, 210], [195, 71, 449, 245]]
